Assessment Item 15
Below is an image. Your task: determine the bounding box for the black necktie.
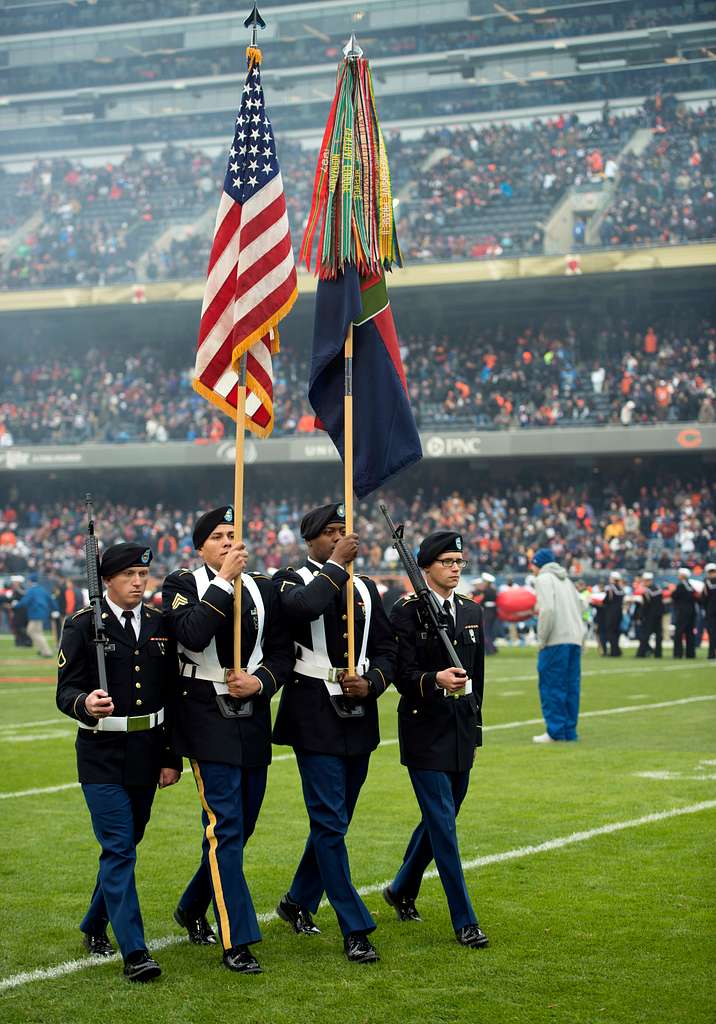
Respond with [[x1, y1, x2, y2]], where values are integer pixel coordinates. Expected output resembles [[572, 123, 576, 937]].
[[122, 609, 135, 642], [443, 599, 455, 640]]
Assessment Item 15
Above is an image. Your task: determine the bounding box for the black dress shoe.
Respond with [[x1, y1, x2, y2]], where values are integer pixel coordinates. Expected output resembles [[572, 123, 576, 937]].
[[344, 932, 379, 963], [82, 931, 114, 958], [223, 946, 262, 974], [276, 892, 321, 935], [174, 905, 217, 945], [455, 923, 489, 949], [123, 950, 162, 982], [383, 885, 422, 922]]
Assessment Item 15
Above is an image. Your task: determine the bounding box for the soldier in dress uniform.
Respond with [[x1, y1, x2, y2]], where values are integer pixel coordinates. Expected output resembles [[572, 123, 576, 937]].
[[162, 506, 294, 975], [635, 572, 663, 658], [56, 543, 181, 983], [603, 571, 625, 657], [671, 566, 696, 659], [703, 563, 716, 660], [271, 502, 397, 964], [383, 530, 488, 949]]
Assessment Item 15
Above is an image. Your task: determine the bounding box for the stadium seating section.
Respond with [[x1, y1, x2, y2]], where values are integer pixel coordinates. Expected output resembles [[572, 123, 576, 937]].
[[0, 475, 712, 580], [2, 100, 714, 290]]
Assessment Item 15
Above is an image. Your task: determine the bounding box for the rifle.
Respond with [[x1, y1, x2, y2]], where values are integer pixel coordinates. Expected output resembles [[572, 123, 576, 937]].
[[379, 504, 465, 675], [85, 494, 114, 691]]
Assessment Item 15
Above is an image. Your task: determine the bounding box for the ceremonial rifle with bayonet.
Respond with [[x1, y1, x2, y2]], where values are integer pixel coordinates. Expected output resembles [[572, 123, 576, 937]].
[[379, 505, 468, 689], [85, 494, 114, 691]]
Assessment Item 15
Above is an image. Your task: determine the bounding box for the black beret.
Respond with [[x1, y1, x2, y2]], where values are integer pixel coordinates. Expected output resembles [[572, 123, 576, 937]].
[[193, 506, 234, 549], [300, 502, 346, 541], [100, 542, 152, 578], [417, 530, 464, 568]]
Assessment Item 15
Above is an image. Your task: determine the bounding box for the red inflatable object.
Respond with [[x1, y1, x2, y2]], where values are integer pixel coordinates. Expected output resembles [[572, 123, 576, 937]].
[[496, 587, 537, 622]]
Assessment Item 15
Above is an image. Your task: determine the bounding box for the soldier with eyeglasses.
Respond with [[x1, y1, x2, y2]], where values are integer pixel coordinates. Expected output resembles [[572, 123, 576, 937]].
[[382, 530, 488, 950]]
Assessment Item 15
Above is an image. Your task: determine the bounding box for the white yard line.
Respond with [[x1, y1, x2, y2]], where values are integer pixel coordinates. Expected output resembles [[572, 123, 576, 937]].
[[3, 731, 74, 743], [0, 799, 713, 993], [1, 695, 714, 796], [0, 719, 67, 733], [0, 782, 81, 801]]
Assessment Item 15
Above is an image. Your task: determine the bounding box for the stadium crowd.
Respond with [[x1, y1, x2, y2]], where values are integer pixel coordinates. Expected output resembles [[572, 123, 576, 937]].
[[0, 316, 712, 446], [3, 96, 715, 290], [2, 2, 706, 92], [1, 475, 713, 583]]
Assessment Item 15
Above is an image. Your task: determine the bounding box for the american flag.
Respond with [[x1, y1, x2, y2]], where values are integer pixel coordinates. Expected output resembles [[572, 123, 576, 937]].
[[193, 54, 297, 437]]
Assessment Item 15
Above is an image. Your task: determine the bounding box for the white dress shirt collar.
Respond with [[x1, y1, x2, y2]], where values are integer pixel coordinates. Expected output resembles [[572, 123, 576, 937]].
[[105, 595, 141, 638]]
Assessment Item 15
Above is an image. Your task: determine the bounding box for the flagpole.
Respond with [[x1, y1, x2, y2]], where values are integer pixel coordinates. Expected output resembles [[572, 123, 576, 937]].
[[343, 323, 356, 677], [342, 32, 362, 681], [231, 3, 265, 674], [233, 354, 247, 672]]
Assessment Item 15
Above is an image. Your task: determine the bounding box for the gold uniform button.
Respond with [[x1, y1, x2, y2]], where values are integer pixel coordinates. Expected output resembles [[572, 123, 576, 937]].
[[136, 699, 143, 707], [343, 632, 348, 639], [134, 666, 140, 673], [134, 649, 139, 655], [342, 614, 347, 621], [343, 651, 348, 658], [135, 682, 141, 689], [182, 690, 188, 696]]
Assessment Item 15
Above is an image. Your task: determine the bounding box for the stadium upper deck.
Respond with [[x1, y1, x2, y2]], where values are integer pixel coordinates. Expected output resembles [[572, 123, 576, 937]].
[[0, 0, 714, 154]]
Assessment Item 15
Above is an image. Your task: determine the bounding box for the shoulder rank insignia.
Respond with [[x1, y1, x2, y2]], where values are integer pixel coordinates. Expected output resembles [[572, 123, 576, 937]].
[[71, 606, 91, 619], [57, 649, 66, 668], [172, 593, 189, 610], [177, 567, 192, 574]]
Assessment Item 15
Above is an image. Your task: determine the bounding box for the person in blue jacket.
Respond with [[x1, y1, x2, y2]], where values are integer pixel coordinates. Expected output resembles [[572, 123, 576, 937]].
[[15, 574, 57, 657]]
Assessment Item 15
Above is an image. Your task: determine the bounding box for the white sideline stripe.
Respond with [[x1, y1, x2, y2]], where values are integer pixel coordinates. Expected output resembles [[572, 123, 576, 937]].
[[486, 694, 716, 733], [0, 783, 79, 800], [0, 719, 67, 732], [1, 799, 714, 993], [4, 731, 74, 743], [1, 695, 714, 794]]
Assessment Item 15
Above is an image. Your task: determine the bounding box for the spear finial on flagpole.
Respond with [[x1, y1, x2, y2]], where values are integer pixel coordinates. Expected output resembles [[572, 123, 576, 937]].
[[244, 3, 266, 48], [342, 33, 363, 60]]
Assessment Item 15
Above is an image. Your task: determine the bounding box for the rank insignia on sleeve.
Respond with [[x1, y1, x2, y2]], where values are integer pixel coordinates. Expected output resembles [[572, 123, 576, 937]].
[[57, 650, 66, 668], [172, 594, 189, 610]]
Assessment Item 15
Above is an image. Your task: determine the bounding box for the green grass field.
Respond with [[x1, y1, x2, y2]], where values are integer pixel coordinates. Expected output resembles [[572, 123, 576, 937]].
[[0, 636, 714, 1024]]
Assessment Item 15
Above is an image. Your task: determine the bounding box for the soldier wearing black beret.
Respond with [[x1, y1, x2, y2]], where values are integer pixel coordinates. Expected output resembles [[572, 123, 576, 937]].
[[56, 542, 181, 982], [162, 506, 294, 975], [382, 530, 489, 949], [271, 502, 397, 964]]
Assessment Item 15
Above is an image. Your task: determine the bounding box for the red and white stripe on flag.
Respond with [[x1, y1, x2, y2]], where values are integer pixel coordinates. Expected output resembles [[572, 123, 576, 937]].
[[194, 147, 297, 436]]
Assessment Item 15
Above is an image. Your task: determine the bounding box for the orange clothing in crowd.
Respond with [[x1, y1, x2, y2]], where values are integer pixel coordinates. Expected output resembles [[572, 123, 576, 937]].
[[655, 384, 671, 407], [297, 414, 317, 433], [644, 327, 657, 354]]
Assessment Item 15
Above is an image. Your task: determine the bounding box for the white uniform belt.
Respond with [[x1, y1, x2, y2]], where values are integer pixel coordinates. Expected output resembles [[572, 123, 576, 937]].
[[294, 653, 369, 697], [78, 708, 165, 732], [180, 662, 227, 683]]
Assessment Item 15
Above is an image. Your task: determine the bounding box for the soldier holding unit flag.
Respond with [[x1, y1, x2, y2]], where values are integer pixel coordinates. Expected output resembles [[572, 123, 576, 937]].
[[272, 502, 397, 963]]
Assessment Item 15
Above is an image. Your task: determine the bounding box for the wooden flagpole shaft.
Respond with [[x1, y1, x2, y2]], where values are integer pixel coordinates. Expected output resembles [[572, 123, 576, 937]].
[[233, 353, 248, 672], [344, 323, 356, 677]]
